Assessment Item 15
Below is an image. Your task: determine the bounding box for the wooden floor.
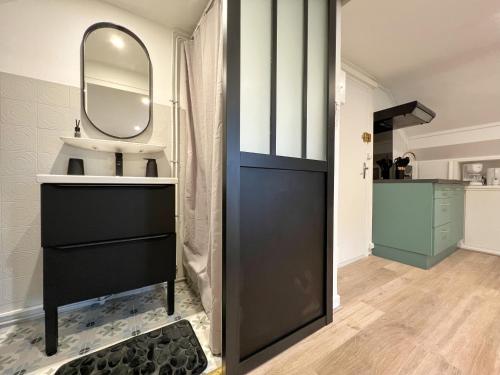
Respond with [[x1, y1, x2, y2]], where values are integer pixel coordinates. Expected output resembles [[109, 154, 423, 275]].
[[249, 250, 500, 375]]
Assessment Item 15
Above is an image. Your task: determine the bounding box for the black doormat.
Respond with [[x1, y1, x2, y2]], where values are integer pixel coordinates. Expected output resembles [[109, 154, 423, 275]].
[[55, 320, 208, 375]]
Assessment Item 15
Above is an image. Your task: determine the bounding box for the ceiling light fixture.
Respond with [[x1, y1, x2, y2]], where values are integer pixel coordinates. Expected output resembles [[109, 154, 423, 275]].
[[141, 97, 150, 105], [110, 35, 125, 49]]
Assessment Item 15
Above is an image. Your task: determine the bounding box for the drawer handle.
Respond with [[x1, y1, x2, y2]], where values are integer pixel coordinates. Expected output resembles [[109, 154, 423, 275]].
[[440, 203, 450, 206], [440, 230, 449, 233], [53, 234, 170, 249], [55, 184, 168, 188]]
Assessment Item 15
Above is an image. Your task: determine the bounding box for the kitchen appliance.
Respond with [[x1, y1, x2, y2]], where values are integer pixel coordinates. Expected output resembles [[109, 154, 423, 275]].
[[376, 158, 393, 180], [463, 163, 483, 185], [486, 168, 500, 185], [373, 103, 434, 180], [374, 101, 436, 134], [394, 157, 410, 179], [404, 165, 413, 180], [402, 152, 416, 180]]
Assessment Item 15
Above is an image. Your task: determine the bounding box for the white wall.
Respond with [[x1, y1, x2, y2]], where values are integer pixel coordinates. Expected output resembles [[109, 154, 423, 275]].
[[415, 160, 449, 179], [0, 0, 173, 106], [337, 75, 374, 267], [332, 0, 342, 309], [407, 123, 500, 179], [336, 70, 401, 268], [373, 86, 394, 111], [463, 186, 500, 256], [0, 0, 178, 318], [409, 122, 500, 154]]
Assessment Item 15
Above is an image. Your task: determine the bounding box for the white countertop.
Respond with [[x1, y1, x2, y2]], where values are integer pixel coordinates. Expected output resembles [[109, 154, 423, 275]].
[[465, 185, 500, 191], [36, 174, 178, 185]]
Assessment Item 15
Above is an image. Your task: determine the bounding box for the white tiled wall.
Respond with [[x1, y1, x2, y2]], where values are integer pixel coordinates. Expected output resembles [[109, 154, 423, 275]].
[[0, 71, 173, 314]]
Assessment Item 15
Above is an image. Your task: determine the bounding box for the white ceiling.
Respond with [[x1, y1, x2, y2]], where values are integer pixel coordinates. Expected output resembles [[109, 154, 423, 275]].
[[100, 0, 209, 33], [342, 0, 500, 136]]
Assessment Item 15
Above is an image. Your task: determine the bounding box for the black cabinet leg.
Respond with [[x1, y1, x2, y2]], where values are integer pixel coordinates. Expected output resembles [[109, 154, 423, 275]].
[[45, 305, 58, 356], [167, 280, 175, 316]]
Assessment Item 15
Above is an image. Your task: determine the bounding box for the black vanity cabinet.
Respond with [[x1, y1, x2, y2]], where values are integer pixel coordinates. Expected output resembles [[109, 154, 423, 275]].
[[41, 183, 176, 356]]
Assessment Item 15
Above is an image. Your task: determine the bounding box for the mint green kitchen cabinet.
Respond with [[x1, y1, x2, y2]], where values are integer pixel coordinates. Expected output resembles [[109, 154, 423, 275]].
[[372, 181, 466, 269]]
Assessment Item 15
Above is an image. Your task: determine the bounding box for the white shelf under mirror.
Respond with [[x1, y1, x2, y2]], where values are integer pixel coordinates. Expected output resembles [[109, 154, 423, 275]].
[[60, 137, 166, 154]]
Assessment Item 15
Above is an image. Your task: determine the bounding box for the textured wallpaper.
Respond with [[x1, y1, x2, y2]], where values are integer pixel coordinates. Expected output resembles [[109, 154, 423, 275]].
[[0, 71, 174, 314]]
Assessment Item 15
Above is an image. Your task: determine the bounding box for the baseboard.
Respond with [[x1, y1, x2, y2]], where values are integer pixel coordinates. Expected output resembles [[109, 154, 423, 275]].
[[459, 242, 500, 257], [332, 294, 341, 310], [338, 253, 369, 268], [0, 305, 44, 327], [373, 244, 457, 269], [0, 278, 187, 328]]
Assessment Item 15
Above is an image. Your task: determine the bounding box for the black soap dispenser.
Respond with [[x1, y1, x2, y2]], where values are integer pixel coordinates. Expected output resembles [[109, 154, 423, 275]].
[[145, 158, 158, 177]]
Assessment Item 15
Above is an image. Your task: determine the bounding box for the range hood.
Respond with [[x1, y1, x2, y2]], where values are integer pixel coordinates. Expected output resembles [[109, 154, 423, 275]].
[[374, 101, 436, 134]]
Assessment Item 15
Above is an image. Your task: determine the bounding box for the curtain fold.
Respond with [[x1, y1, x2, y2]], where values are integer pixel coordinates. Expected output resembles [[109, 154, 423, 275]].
[[180, 0, 222, 356]]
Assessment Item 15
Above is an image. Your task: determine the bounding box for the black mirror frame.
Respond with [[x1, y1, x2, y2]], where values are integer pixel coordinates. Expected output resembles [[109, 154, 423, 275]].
[[80, 22, 153, 139]]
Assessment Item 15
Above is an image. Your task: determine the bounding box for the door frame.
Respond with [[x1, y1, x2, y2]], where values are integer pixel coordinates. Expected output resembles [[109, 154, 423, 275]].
[[222, 0, 339, 373]]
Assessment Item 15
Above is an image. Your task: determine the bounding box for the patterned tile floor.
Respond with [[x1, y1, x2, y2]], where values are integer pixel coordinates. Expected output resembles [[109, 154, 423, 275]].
[[0, 281, 220, 374]]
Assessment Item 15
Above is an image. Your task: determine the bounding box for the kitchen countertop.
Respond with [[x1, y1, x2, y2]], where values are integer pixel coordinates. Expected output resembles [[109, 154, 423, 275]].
[[465, 185, 500, 191], [374, 179, 469, 185]]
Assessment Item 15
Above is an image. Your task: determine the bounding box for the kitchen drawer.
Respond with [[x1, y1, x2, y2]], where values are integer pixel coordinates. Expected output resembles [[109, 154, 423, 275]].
[[434, 186, 455, 199], [44, 234, 176, 306], [434, 198, 452, 227], [41, 184, 175, 247], [433, 223, 454, 255]]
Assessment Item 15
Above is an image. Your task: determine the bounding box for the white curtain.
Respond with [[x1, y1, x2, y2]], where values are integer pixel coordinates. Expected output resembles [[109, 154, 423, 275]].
[[180, 0, 223, 356]]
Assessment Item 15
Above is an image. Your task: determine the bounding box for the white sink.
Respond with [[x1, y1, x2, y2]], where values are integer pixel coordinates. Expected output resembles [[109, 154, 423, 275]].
[[36, 174, 178, 185]]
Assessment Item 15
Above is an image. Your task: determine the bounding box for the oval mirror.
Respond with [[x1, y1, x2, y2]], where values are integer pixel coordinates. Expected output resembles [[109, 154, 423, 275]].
[[82, 23, 152, 139]]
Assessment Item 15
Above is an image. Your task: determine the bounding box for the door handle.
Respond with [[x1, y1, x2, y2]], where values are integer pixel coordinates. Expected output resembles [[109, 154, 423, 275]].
[[361, 162, 369, 179]]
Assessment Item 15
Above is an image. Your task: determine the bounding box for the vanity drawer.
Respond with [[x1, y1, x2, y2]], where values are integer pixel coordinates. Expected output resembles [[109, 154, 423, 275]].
[[41, 184, 175, 247], [44, 235, 176, 306], [434, 198, 452, 227]]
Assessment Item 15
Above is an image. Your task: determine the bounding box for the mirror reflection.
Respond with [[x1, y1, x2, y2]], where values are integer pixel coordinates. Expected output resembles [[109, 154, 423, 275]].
[[83, 24, 152, 138]]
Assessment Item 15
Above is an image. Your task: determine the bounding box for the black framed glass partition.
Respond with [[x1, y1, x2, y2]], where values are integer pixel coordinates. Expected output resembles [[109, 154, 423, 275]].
[[223, 0, 337, 373], [240, 0, 328, 161]]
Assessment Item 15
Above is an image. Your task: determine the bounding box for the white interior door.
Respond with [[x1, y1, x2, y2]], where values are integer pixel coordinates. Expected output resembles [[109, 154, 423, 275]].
[[337, 75, 374, 266]]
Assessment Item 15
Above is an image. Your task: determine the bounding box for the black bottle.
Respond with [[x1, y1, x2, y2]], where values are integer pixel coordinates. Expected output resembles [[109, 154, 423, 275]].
[[145, 158, 158, 177]]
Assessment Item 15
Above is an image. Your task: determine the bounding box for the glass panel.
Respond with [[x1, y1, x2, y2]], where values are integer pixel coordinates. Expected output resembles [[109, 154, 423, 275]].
[[240, 0, 272, 154], [276, 0, 304, 158], [307, 0, 328, 161]]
